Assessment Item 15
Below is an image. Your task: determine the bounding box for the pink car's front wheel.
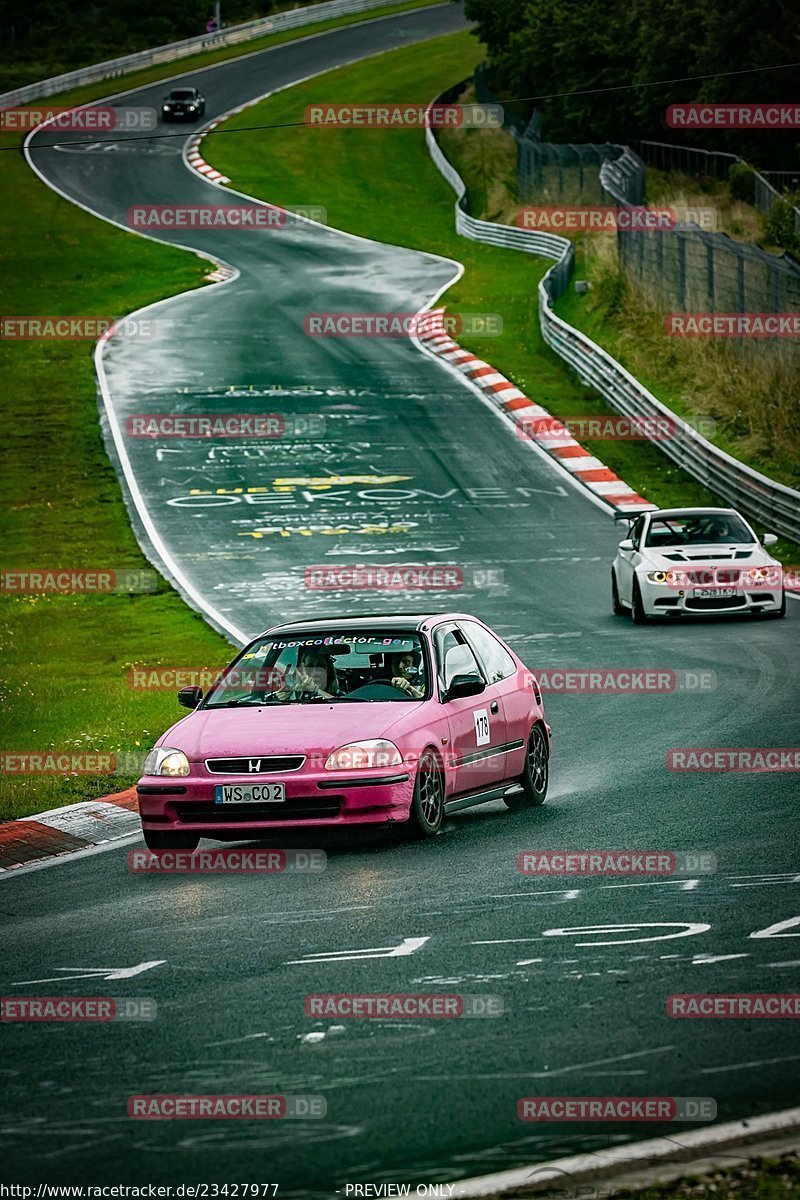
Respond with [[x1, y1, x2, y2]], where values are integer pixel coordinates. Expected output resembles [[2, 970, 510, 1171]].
[[410, 748, 445, 838]]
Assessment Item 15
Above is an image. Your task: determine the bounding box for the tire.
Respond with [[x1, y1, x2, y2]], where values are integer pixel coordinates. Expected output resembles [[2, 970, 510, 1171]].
[[410, 748, 445, 837], [143, 829, 200, 852], [632, 577, 648, 624], [505, 724, 549, 809], [611, 569, 625, 616], [765, 590, 787, 618]]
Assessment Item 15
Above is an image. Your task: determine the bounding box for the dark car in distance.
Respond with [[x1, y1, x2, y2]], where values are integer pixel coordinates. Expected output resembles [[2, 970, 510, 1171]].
[[161, 87, 206, 121]]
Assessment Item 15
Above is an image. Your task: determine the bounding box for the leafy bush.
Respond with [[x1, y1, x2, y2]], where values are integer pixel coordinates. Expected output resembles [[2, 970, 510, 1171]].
[[728, 161, 756, 204], [763, 196, 800, 254]]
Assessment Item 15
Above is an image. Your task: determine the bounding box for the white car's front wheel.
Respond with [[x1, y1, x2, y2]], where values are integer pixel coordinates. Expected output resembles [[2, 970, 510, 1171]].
[[631, 577, 649, 624]]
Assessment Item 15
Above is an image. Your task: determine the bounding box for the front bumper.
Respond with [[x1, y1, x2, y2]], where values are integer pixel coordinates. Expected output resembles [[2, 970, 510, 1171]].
[[137, 763, 415, 835], [640, 576, 783, 617]]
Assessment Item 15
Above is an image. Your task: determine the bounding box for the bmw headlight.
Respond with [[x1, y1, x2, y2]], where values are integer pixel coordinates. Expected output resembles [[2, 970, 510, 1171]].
[[143, 746, 190, 776], [324, 740, 402, 771], [162, 105, 171, 111], [646, 570, 680, 585], [746, 567, 769, 584]]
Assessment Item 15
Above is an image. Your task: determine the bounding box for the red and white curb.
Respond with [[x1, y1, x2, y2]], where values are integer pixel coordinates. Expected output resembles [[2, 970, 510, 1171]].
[[417, 308, 655, 516], [186, 119, 231, 184], [0, 789, 139, 873], [186, 94, 267, 188]]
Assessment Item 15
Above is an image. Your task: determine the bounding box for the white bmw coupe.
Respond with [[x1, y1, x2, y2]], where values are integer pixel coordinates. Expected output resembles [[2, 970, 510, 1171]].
[[612, 507, 786, 622]]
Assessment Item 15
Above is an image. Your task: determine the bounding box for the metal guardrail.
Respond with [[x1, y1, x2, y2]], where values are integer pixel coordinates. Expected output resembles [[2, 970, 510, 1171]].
[[0, 0, 409, 107], [425, 90, 800, 542]]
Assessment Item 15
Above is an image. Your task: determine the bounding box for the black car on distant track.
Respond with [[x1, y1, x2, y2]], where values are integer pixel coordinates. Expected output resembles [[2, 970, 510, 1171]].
[[161, 87, 206, 121]]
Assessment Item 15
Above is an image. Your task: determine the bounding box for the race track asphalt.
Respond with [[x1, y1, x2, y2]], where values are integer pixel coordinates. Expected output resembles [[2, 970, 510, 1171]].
[[5, 4, 800, 1190]]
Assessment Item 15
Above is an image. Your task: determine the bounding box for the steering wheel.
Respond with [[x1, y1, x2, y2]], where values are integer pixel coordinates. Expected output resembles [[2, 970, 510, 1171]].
[[347, 679, 408, 698]]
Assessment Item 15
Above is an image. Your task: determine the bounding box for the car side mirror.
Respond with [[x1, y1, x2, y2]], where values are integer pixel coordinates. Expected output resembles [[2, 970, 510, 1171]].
[[445, 673, 486, 701], [178, 685, 203, 709], [618, 538, 634, 551], [762, 533, 778, 546]]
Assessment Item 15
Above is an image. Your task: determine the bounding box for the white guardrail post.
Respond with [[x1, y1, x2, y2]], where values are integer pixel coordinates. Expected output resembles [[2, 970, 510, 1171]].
[[0, 0, 406, 107], [424, 92, 800, 541]]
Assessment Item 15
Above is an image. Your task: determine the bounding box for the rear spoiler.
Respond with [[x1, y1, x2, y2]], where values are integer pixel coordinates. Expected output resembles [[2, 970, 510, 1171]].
[[614, 511, 638, 525]]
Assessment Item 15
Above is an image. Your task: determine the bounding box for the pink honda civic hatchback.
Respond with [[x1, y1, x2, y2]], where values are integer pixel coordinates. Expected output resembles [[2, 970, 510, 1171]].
[[136, 612, 551, 850]]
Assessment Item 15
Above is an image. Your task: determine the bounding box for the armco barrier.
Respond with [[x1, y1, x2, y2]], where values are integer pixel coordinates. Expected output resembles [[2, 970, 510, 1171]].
[[425, 87, 800, 542], [0, 0, 411, 108]]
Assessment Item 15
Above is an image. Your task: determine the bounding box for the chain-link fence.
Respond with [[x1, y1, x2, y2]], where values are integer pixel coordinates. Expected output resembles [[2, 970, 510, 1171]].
[[474, 68, 800, 319]]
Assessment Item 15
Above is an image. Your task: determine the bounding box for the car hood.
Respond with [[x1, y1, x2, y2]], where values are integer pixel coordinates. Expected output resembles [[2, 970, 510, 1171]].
[[158, 701, 424, 760], [643, 543, 777, 568]]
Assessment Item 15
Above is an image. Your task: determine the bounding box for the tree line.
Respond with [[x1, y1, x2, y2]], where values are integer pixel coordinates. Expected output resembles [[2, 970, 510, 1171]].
[[463, 0, 800, 170]]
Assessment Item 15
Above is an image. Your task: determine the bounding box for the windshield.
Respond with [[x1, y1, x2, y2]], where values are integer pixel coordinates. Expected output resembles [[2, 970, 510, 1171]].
[[645, 512, 754, 548], [203, 631, 429, 707], [169, 90, 195, 100]]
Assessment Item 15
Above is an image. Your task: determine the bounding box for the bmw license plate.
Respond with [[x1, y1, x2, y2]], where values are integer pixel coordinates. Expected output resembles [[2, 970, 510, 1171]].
[[693, 587, 736, 598], [214, 783, 285, 804]]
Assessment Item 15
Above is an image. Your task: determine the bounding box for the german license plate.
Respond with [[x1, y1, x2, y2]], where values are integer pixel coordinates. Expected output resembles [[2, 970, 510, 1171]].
[[214, 783, 285, 804], [693, 587, 736, 598]]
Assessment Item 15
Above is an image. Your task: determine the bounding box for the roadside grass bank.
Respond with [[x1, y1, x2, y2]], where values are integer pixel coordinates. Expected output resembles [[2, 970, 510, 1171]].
[[616, 1150, 800, 1199], [207, 37, 795, 555]]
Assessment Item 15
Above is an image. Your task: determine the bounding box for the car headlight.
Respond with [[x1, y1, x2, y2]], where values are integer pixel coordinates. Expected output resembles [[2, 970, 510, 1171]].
[[324, 740, 402, 771], [746, 567, 770, 583], [162, 105, 171, 110], [646, 570, 681, 585], [143, 746, 190, 776], [188, 104, 196, 111]]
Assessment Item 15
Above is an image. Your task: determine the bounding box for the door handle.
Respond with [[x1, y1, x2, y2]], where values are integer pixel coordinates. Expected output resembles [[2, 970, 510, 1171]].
[[490, 701, 499, 714]]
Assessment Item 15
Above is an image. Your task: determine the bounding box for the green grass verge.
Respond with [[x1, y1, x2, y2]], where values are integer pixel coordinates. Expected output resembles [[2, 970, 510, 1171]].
[[208, 31, 734, 515], [620, 1151, 800, 1199], [0, 147, 234, 818]]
